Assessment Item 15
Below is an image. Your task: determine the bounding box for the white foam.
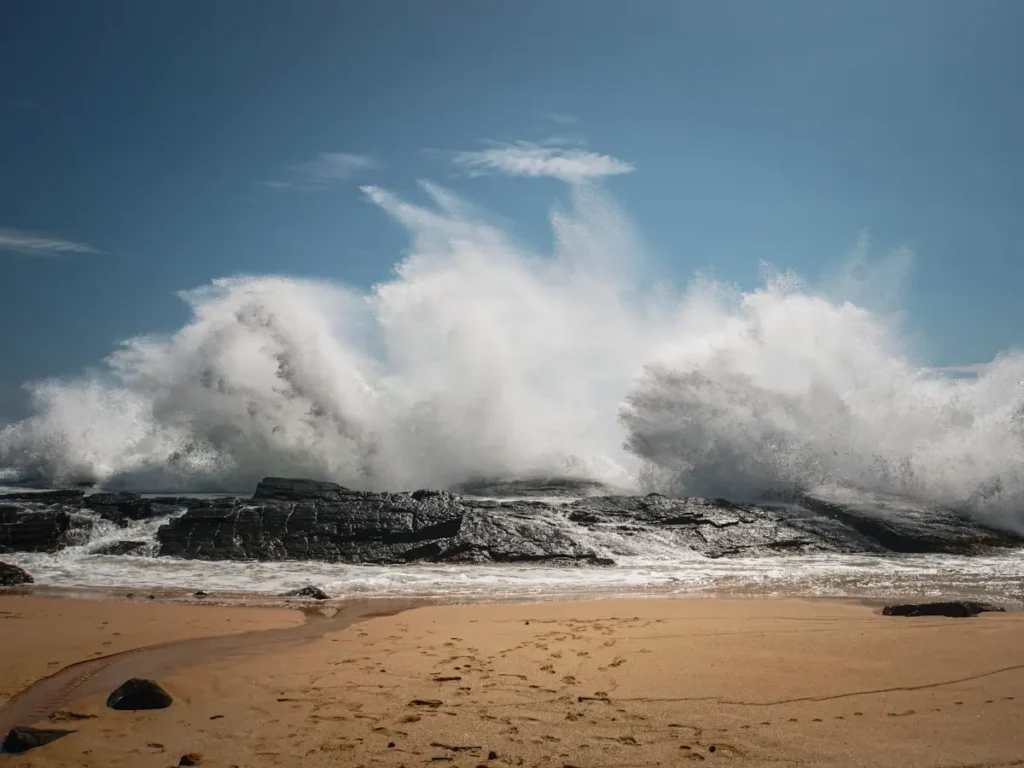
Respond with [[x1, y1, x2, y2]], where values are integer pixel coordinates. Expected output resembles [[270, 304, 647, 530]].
[[0, 179, 1022, 530]]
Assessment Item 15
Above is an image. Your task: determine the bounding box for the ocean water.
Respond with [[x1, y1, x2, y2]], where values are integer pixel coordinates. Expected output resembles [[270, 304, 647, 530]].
[[2, 178, 1024, 601]]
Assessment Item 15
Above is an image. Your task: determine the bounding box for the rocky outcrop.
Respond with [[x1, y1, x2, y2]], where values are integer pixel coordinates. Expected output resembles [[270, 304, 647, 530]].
[[156, 489, 607, 564], [154, 479, 1024, 565], [0, 561, 33, 586], [0, 490, 85, 505], [252, 477, 356, 503], [882, 601, 1006, 618], [0, 505, 91, 553], [5, 476, 1024, 566], [450, 476, 620, 498], [82, 493, 162, 526], [797, 490, 1024, 554]]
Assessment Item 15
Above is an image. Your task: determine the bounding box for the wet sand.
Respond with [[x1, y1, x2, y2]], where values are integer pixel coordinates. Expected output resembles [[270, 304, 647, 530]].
[[3, 595, 1024, 766]]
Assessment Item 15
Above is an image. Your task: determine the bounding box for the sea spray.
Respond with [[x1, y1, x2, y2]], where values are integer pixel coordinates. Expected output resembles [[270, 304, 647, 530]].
[[1, 179, 1023, 527]]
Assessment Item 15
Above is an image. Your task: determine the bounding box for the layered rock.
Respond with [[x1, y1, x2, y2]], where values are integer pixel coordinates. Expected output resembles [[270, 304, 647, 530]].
[[4, 477, 1023, 565], [0, 505, 89, 553], [157, 486, 608, 565], [154, 478, 1024, 565]]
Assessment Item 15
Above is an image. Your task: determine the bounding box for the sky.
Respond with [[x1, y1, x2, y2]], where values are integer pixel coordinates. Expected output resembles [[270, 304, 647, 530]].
[[1, 0, 1022, 421]]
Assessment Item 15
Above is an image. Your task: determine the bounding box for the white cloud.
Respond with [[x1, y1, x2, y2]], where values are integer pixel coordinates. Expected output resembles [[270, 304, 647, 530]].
[[264, 152, 377, 191], [0, 227, 100, 257], [453, 142, 635, 182]]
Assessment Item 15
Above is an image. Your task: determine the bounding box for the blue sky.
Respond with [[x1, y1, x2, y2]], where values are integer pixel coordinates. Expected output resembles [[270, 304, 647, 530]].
[[1, 0, 1022, 420]]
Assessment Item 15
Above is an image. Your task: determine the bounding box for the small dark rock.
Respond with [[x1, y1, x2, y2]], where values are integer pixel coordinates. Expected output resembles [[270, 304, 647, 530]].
[[106, 678, 173, 710], [882, 601, 1006, 618], [148, 594, 155, 600], [387, 742, 395, 748], [284, 585, 330, 600], [0, 561, 33, 586], [178, 753, 202, 766], [2, 726, 74, 753], [409, 699, 443, 708], [709, 745, 717, 753], [125, 592, 134, 599], [92, 540, 148, 556], [489, 750, 498, 760], [193, 590, 209, 597]]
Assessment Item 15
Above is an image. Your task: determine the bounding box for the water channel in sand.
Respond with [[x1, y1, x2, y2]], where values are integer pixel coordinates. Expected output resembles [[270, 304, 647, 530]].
[[0, 597, 422, 741]]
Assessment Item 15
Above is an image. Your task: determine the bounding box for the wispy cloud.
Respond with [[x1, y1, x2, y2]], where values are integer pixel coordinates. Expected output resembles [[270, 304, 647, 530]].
[[263, 152, 377, 191], [544, 112, 579, 125], [0, 227, 100, 257], [453, 141, 635, 182]]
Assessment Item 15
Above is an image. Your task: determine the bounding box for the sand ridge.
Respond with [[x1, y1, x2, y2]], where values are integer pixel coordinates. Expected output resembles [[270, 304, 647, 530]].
[[3, 597, 1024, 766]]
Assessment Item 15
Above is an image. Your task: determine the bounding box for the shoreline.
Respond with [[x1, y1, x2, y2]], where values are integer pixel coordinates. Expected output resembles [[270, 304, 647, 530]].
[[4, 581, 1015, 618]]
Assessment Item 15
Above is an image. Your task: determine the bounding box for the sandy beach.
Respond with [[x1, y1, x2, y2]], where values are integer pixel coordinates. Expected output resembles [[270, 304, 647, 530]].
[[2, 594, 1023, 767]]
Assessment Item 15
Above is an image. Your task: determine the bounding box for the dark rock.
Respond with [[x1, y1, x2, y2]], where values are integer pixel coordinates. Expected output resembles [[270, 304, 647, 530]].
[[178, 753, 202, 766], [0, 561, 33, 586], [450, 476, 618, 498], [154, 477, 1024, 566], [797, 490, 1024, 555], [106, 678, 173, 710], [2, 726, 74, 753], [92, 540, 148, 556], [0, 490, 85, 505], [882, 601, 1006, 618], [284, 585, 330, 600], [252, 477, 356, 502], [83, 492, 158, 525], [158, 490, 609, 565], [0, 505, 91, 552], [194, 590, 209, 597]]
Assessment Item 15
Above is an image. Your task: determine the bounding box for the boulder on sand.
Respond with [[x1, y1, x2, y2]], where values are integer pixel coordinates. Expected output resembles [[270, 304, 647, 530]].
[[284, 585, 330, 600], [106, 678, 173, 710], [0, 561, 33, 586], [2, 726, 74, 754], [882, 601, 1005, 618]]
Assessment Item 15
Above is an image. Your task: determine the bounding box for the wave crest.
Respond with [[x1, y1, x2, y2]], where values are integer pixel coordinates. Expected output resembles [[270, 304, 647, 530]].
[[2, 180, 1023, 526]]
